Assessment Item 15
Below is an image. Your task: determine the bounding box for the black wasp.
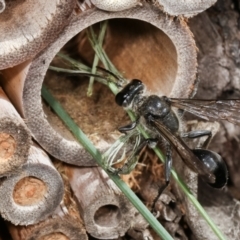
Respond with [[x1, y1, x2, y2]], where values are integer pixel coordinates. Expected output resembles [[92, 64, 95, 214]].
[[111, 78, 238, 195], [68, 67, 235, 204]]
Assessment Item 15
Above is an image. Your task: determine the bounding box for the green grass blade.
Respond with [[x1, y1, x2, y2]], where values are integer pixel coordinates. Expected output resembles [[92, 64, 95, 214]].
[[41, 85, 174, 240]]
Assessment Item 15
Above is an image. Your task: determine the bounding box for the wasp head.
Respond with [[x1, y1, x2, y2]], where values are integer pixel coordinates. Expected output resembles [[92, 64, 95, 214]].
[[115, 79, 144, 108]]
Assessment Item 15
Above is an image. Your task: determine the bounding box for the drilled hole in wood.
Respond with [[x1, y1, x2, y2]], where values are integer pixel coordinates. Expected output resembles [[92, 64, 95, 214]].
[[0, 133, 16, 162], [13, 177, 47, 206], [40, 232, 69, 240], [94, 204, 121, 227]]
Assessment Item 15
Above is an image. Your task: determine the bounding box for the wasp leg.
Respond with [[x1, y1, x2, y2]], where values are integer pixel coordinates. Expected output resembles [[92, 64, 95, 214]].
[[151, 143, 172, 213], [113, 138, 158, 174], [118, 117, 140, 134], [181, 130, 212, 148]]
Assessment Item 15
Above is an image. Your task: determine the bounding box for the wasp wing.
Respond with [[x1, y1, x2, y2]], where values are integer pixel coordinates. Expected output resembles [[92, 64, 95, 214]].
[[170, 98, 240, 125], [149, 116, 215, 183]]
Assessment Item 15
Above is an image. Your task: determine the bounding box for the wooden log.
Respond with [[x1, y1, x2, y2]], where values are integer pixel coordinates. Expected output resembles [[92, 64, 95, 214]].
[[1, 2, 197, 165], [64, 165, 137, 239], [8, 193, 88, 240], [0, 87, 31, 176], [0, 145, 64, 225], [0, 0, 76, 70]]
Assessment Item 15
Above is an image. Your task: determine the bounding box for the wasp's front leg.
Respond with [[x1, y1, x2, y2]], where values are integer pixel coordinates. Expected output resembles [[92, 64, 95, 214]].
[[108, 137, 158, 175], [118, 117, 140, 134]]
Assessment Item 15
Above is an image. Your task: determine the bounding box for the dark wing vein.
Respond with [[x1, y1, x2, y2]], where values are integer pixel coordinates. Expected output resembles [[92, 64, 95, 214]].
[[170, 98, 240, 125], [149, 117, 215, 183]]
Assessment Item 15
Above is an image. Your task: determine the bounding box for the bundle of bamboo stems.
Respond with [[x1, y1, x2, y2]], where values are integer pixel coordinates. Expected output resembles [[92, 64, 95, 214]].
[[1, 1, 235, 239]]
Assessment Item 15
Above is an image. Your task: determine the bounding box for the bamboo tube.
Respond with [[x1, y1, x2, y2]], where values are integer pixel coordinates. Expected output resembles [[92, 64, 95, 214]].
[[0, 0, 5, 13], [8, 219, 87, 240], [0, 145, 64, 225], [155, 0, 217, 17], [1, 2, 197, 165], [8, 196, 88, 240], [0, 60, 31, 116], [64, 165, 137, 239], [0, 87, 31, 176], [0, 0, 76, 70]]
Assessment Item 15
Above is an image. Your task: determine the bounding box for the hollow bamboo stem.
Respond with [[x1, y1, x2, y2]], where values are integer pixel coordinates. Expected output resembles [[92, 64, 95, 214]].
[[0, 87, 31, 176], [16, 2, 197, 165], [8, 202, 88, 240], [0, 0, 76, 69], [64, 165, 137, 239], [0, 145, 64, 225]]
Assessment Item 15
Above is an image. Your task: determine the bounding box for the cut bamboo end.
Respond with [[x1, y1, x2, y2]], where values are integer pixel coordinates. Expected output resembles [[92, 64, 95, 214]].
[[155, 0, 217, 17], [8, 164, 88, 240], [0, 0, 76, 70], [65, 166, 136, 239], [13, 2, 197, 164], [0, 133, 15, 162], [0, 145, 64, 225], [13, 177, 47, 206], [8, 213, 88, 240], [0, 87, 31, 176], [8, 211, 88, 240]]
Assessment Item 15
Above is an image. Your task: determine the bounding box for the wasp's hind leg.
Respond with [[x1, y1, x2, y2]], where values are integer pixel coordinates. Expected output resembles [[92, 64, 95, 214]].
[[151, 143, 172, 213], [181, 129, 212, 148]]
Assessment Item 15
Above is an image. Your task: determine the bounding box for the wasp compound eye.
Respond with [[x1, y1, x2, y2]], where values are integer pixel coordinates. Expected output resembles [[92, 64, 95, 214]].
[[115, 79, 144, 107], [192, 149, 228, 188]]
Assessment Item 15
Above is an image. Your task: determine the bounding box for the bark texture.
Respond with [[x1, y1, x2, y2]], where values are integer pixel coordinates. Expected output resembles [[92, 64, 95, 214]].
[[183, 0, 240, 238]]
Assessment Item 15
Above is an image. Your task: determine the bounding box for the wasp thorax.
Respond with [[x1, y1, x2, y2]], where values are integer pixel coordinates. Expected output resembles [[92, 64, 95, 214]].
[[115, 79, 144, 108], [139, 95, 171, 119]]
